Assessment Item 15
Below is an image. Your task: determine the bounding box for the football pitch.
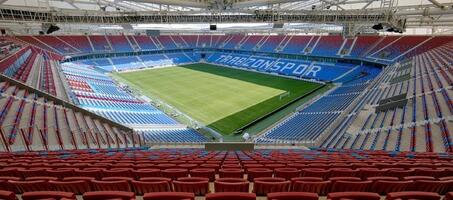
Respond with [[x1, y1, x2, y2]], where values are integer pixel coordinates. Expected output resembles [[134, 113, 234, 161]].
[[118, 63, 323, 135]]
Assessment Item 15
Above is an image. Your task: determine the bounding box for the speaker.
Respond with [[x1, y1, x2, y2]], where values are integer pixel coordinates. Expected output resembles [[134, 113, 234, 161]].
[[0, 29, 5, 35], [146, 30, 160, 36], [46, 25, 60, 34], [42, 23, 60, 34], [210, 25, 217, 31]]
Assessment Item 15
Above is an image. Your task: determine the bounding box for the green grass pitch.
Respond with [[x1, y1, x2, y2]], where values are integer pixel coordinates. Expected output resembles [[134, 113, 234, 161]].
[[118, 63, 322, 135]]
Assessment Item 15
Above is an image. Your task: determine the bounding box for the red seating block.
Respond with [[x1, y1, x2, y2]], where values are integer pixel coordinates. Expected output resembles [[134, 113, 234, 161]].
[[214, 178, 249, 193], [206, 192, 256, 200], [173, 177, 209, 196], [82, 191, 135, 200], [327, 192, 381, 200], [143, 192, 195, 200], [253, 177, 290, 196], [385, 191, 441, 200], [267, 192, 318, 200], [22, 191, 76, 200]]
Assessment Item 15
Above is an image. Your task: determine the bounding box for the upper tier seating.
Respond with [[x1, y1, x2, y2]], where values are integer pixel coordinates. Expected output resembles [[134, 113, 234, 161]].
[[323, 41, 453, 153], [13, 35, 452, 65]]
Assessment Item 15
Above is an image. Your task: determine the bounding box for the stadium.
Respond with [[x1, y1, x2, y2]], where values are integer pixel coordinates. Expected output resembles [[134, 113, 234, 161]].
[[0, 0, 452, 199]]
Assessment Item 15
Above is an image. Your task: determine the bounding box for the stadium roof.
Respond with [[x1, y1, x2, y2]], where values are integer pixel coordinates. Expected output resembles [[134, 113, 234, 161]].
[[0, 0, 453, 34]]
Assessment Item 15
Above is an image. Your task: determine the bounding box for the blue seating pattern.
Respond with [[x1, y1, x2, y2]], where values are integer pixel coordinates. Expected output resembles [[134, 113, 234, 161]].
[[141, 128, 208, 143]]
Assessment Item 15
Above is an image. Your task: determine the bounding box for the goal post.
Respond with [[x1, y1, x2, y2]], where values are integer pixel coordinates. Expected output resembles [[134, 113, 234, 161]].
[[279, 91, 290, 100]]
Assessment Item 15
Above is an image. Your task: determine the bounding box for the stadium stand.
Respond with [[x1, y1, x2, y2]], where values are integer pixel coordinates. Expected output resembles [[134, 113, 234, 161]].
[[0, 148, 450, 198]]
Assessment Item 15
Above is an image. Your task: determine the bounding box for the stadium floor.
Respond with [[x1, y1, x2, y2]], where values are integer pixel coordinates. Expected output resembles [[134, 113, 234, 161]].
[[117, 63, 322, 135]]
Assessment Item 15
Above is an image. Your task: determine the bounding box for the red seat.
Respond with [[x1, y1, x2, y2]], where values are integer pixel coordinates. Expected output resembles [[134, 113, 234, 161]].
[[102, 177, 134, 182], [445, 192, 453, 200], [327, 192, 381, 200], [46, 169, 74, 180], [91, 180, 132, 192], [253, 177, 290, 196], [387, 169, 414, 179], [162, 169, 189, 180], [329, 168, 358, 178], [190, 168, 215, 181], [301, 169, 330, 180], [267, 192, 318, 200], [49, 180, 92, 195], [402, 176, 436, 181], [385, 191, 441, 200], [413, 179, 452, 194], [274, 168, 301, 180], [134, 169, 161, 178], [0, 190, 16, 200], [328, 177, 361, 183], [291, 180, 331, 195], [0, 168, 21, 178], [357, 168, 387, 179], [214, 178, 249, 193], [199, 164, 220, 173], [247, 168, 273, 182], [413, 168, 445, 178], [173, 177, 209, 196], [18, 168, 47, 178], [74, 169, 102, 180], [25, 176, 58, 181], [132, 178, 171, 194], [370, 180, 412, 195], [330, 180, 372, 193], [82, 191, 135, 200], [62, 177, 95, 182], [9, 180, 50, 193], [143, 192, 195, 200], [218, 169, 244, 179], [0, 177, 21, 192], [103, 169, 133, 178], [206, 192, 256, 200], [366, 176, 399, 181], [22, 191, 76, 200]]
